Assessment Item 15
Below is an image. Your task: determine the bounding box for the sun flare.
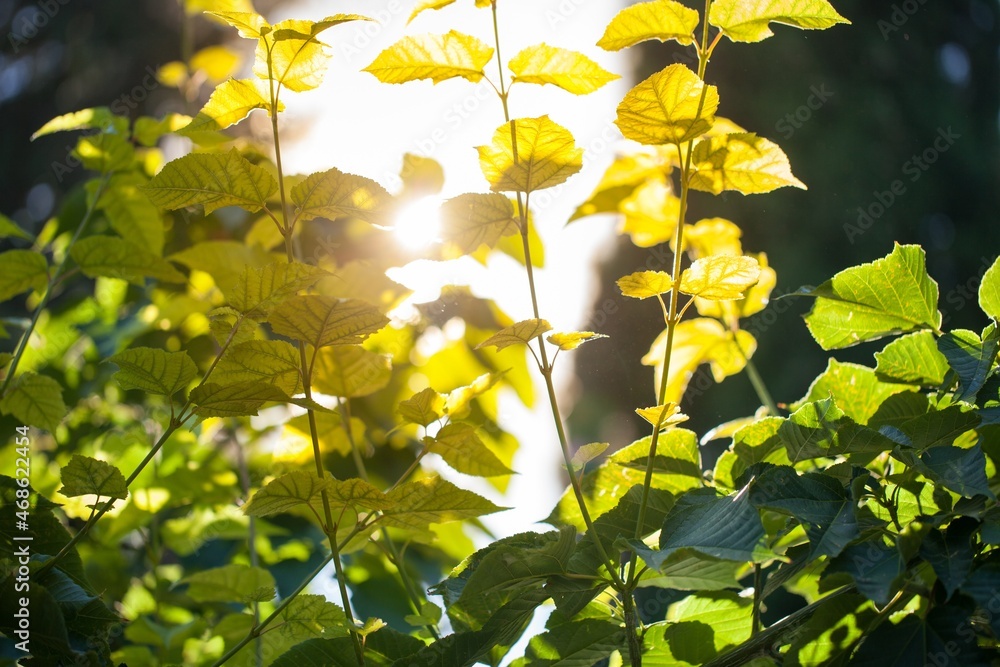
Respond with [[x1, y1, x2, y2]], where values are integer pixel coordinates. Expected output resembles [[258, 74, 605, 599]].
[[392, 195, 442, 250]]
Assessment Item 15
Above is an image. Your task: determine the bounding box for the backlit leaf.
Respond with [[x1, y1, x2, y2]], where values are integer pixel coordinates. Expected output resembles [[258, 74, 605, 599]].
[[398, 387, 443, 427], [242, 470, 331, 518], [408, 0, 458, 23], [207, 10, 270, 39], [615, 64, 719, 145], [477, 319, 552, 351], [71, 236, 186, 284], [214, 340, 302, 395], [874, 331, 950, 386], [426, 422, 514, 477], [937, 326, 999, 403], [477, 116, 583, 193], [291, 167, 391, 226], [571, 442, 610, 468], [190, 381, 324, 418], [617, 270, 673, 299], [795, 359, 911, 425], [276, 594, 350, 640], [363, 31, 494, 84], [31, 107, 128, 139], [253, 17, 354, 93], [170, 240, 275, 293], [58, 455, 128, 500], [635, 402, 689, 428], [689, 132, 806, 195], [183, 564, 275, 604], [440, 193, 517, 254], [144, 149, 278, 214], [382, 476, 505, 532], [709, 0, 850, 43], [312, 345, 391, 398], [269, 296, 388, 348], [179, 78, 271, 135], [0, 373, 67, 432], [980, 256, 1000, 320], [0, 213, 35, 241], [801, 244, 941, 350], [107, 347, 198, 396], [679, 254, 761, 300], [0, 250, 48, 302], [619, 178, 680, 247], [547, 331, 608, 351], [598, 0, 699, 51], [524, 619, 625, 664], [94, 175, 166, 255], [509, 44, 619, 95], [228, 261, 328, 316]]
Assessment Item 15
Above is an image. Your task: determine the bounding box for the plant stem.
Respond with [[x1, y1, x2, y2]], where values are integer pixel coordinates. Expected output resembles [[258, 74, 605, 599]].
[[267, 58, 365, 664], [1, 174, 110, 395], [488, 0, 626, 593], [751, 564, 763, 635]]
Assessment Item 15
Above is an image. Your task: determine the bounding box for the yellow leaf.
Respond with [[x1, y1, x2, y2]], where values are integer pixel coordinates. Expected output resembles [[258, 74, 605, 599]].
[[571, 442, 610, 468], [425, 422, 514, 477], [477, 116, 583, 193], [635, 402, 689, 428], [312, 345, 392, 398], [291, 168, 391, 226], [617, 271, 673, 299], [408, 0, 458, 23], [598, 0, 700, 51], [509, 44, 620, 95], [398, 387, 443, 426], [440, 193, 517, 254], [477, 319, 552, 351], [207, 11, 271, 39], [143, 149, 278, 215], [696, 252, 777, 323], [689, 132, 806, 195], [683, 217, 743, 259], [400, 153, 445, 196], [269, 296, 388, 348], [679, 254, 761, 301], [709, 0, 850, 43], [619, 179, 680, 247], [180, 79, 272, 135], [569, 149, 673, 223], [643, 319, 757, 404], [190, 45, 242, 83], [254, 19, 330, 92], [547, 331, 608, 351], [186, 0, 255, 16], [443, 371, 504, 418], [363, 30, 494, 84], [615, 64, 719, 145]]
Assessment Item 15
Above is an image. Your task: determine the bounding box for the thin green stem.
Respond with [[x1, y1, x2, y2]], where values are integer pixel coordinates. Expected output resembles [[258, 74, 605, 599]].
[[489, 0, 626, 593], [751, 564, 763, 635], [2, 174, 110, 395], [744, 357, 779, 416]]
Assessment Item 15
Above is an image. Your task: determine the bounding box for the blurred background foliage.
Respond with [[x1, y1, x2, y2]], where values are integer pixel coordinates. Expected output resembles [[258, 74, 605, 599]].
[[1, 0, 998, 529]]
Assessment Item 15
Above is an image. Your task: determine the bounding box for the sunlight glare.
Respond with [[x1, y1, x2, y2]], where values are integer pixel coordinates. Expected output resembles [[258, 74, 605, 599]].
[[393, 196, 442, 249]]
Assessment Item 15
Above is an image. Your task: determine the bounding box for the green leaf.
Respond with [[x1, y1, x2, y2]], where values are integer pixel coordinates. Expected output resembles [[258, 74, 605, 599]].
[[714, 417, 790, 490], [143, 149, 278, 214], [642, 593, 751, 663], [874, 331, 950, 386], [826, 537, 904, 606], [71, 236, 186, 284], [0, 373, 67, 431], [801, 244, 942, 350], [658, 486, 772, 562], [523, 618, 625, 665], [132, 112, 193, 146], [709, 0, 850, 43], [678, 254, 761, 300], [291, 167, 392, 226], [0, 212, 35, 241], [916, 444, 993, 499], [183, 564, 275, 603], [94, 175, 166, 255], [214, 339, 302, 395], [312, 345, 391, 398], [269, 296, 388, 348], [189, 380, 325, 418], [477, 319, 552, 351], [598, 0, 699, 51], [74, 132, 134, 173], [689, 132, 806, 195], [382, 476, 505, 532], [962, 563, 1000, 637], [794, 359, 913, 424], [170, 240, 274, 293], [785, 594, 876, 667], [615, 64, 719, 145], [979, 256, 1000, 320], [107, 347, 198, 397], [440, 193, 517, 254], [919, 519, 976, 598], [0, 250, 48, 302], [180, 78, 271, 135], [31, 107, 128, 139], [635, 547, 742, 591], [570, 442, 610, 469], [749, 465, 857, 558], [227, 261, 328, 317], [478, 116, 584, 193], [58, 455, 128, 500], [847, 606, 995, 667], [937, 325, 999, 403], [276, 594, 350, 641], [426, 422, 515, 477], [242, 470, 331, 518], [363, 30, 494, 84], [779, 398, 896, 464], [508, 44, 620, 95], [272, 627, 423, 667], [398, 387, 443, 427]]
